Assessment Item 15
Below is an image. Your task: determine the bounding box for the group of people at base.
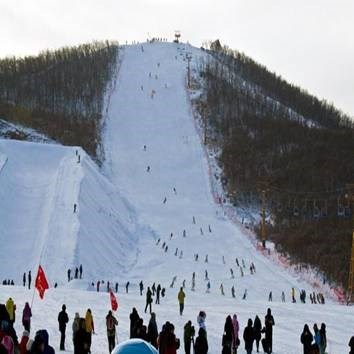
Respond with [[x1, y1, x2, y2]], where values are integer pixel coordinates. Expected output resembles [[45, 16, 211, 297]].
[[221, 308, 274, 354], [300, 323, 327, 354]]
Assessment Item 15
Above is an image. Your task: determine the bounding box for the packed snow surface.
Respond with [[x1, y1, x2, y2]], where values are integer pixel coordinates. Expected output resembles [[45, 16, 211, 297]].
[[0, 42, 353, 354]]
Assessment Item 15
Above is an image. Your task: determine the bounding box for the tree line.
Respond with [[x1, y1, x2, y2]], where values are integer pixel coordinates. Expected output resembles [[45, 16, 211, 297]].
[[0, 41, 118, 160], [196, 40, 354, 287]]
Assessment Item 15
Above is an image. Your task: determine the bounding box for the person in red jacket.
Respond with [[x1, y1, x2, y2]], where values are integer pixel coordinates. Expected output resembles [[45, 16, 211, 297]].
[[19, 330, 29, 354], [158, 322, 180, 354]]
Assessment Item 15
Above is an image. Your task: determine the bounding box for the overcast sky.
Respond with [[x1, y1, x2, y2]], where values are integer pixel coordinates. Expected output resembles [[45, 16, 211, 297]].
[[1, 0, 353, 116]]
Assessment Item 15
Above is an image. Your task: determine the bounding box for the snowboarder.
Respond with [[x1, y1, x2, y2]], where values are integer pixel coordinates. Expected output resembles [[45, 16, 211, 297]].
[[139, 281, 144, 296], [79, 264, 83, 279], [106, 310, 118, 353], [58, 304, 69, 351], [178, 287, 186, 315], [68, 268, 71, 282], [145, 287, 153, 314]]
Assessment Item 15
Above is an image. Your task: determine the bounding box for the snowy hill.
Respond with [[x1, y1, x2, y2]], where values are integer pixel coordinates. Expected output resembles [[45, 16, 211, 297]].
[[0, 42, 353, 354], [0, 139, 146, 284]]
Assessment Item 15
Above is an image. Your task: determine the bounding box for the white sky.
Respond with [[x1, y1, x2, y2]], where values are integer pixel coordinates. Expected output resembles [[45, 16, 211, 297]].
[[1, 0, 353, 116]]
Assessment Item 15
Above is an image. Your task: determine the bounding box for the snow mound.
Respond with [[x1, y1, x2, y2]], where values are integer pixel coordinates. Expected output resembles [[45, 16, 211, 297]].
[[0, 139, 149, 285]]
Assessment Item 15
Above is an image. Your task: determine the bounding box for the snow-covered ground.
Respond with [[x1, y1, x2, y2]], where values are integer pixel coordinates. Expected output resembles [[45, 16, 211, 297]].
[[0, 42, 353, 354]]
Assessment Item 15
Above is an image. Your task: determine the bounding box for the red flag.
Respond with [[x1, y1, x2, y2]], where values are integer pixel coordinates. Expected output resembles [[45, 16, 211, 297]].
[[35, 265, 49, 299], [110, 289, 118, 311]]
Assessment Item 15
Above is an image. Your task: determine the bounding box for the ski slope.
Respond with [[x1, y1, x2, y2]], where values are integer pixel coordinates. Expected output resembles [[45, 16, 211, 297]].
[[102, 42, 354, 353], [0, 139, 144, 283], [0, 42, 353, 354]]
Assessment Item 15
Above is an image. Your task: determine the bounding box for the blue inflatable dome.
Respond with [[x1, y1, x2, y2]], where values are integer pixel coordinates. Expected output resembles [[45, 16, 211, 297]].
[[111, 339, 158, 354]]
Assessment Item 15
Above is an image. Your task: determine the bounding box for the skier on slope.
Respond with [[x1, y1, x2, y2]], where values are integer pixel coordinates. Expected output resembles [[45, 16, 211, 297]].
[[139, 281, 144, 296]]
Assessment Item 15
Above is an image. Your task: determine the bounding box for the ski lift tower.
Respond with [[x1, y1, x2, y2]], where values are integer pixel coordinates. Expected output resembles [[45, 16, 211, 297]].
[[174, 30, 181, 43]]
